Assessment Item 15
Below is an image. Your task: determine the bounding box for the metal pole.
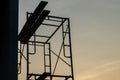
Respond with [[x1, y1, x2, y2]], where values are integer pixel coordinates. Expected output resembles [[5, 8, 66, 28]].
[[26, 12, 29, 80], [67, 18, 74, 80], [48, 43, 52, 80], [27, 43, 29, 80], [43, 44, 46, 72]]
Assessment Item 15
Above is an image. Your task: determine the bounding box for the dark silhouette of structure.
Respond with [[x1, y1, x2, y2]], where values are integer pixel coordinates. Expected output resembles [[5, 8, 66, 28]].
[[18, 1, 74, 80], [1, 0, 18, 80]]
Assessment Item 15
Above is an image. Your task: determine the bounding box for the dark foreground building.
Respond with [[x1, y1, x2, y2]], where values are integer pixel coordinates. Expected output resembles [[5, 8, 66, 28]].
[[1, 0, 18, 80]]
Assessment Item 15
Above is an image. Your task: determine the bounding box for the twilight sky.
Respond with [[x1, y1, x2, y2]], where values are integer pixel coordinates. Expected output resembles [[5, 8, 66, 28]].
[[19, 0, 120, 80]]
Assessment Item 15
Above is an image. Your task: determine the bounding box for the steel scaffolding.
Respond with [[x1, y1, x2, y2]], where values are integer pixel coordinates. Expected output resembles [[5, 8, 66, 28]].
[[18, 1, 74, 80]]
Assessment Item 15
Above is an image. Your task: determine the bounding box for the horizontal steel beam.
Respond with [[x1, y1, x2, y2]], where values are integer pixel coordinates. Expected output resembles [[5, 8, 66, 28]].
[[28, 73, 72, 78]]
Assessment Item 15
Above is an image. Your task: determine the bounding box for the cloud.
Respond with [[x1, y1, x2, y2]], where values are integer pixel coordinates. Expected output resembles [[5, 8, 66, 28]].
[[78, 60, 120, 80]]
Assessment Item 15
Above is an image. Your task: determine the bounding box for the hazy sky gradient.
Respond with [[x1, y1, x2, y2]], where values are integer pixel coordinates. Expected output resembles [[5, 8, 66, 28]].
[[19, 0, 120, 80]]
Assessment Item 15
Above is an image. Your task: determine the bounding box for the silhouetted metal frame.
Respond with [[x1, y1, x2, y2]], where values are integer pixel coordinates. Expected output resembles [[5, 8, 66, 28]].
[[25, 15, 74, 80], [19, 6, 74, 80]]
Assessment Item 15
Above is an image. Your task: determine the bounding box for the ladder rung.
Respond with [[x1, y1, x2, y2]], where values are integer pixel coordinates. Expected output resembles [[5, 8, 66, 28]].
[[64, 44, 70, 47], [28, 53, 35, 54], [45, 54, 50, 56], [45, 65, 50, 67], [63, 32, 69, 34]]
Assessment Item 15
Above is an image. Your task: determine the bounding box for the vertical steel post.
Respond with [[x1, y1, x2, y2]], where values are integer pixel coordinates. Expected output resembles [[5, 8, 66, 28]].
[[26, 12, 29, 80], [27, 43, 29, 80], [43, 44, 46, 72], [48, 43, 52, 80], [67, 18, 74, 80], [62, 19, 66, 58]]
